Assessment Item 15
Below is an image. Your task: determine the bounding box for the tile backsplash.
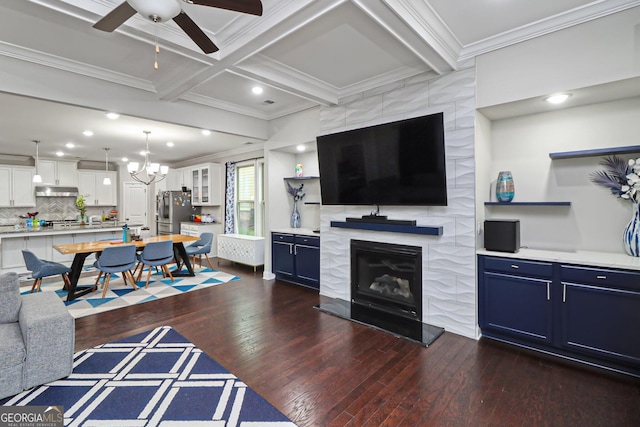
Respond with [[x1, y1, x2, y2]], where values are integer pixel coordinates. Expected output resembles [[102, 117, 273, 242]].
[[0, 197, 114, 224]]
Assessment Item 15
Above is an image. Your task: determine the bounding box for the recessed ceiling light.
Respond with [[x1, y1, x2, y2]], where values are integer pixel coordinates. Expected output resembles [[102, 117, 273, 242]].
[[296, 145, 306, 152], [65, 142, 75, 148], [545, 93, 571, 104], [139, 150, 147, 156], [121, 157, 128, 162], [55, 151, 64, 157], [166, 141, 174, 147], [252, 86, 264, 95], [202, 130, 211, 136], [83, 130, 93, 137], [106, 112, 120, 120]]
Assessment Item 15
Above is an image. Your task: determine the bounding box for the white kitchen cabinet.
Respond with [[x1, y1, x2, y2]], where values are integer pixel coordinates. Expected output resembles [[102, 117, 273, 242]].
[[1, 235, 52, 270], [78, 170, 117, 206], [180, 222, 222, 256], [0, 166, 36, 207], [39, 159, 78, 186], [191, 163, 222, 206]]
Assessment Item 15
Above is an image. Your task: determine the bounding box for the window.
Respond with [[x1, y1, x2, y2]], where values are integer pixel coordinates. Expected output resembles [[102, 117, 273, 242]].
[[235, 160, 264, 236]]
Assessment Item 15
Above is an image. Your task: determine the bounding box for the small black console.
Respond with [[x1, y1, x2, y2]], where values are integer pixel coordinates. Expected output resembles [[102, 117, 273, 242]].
[[346, 216, 417, 226]]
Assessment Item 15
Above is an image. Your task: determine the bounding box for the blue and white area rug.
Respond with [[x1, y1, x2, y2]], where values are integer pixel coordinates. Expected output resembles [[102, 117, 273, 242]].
[[23, 267, 240, 319], [1, 326, 297, 426]]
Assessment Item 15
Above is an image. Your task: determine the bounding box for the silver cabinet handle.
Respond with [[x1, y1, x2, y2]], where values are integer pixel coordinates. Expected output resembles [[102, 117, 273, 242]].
[[562, 282, 567, 303], [511, 264, 519, 269], [288, 243, 293, 255], [596, 275, 606, 280], [547, 282, 550, 301], [294, 245, 298, 256]]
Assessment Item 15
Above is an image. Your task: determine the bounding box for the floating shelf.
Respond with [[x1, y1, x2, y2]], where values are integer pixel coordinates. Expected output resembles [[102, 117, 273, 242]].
[[304, 202, 321, 205], [283, 176, 319, 180], [485, 201, 571, 206], [330, 221, 442, 236], [549, 145, 640, 159]]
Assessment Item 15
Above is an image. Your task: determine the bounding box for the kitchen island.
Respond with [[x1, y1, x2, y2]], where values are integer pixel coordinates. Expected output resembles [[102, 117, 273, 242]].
[[0, 223, 142, 273]]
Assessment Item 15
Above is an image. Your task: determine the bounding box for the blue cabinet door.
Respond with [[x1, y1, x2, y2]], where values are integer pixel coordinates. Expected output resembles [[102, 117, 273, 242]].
[[272, 240, 294, 279], [294, 243, 320, 288], [560, 282, 640, 366], [480, 271, 553, 344]]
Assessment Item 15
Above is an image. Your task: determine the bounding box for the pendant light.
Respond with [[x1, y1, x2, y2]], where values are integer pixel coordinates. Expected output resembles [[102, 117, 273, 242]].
[[32, 140, 42, 183], [127, 131, 168, 185], [103, 148, 111, 185]]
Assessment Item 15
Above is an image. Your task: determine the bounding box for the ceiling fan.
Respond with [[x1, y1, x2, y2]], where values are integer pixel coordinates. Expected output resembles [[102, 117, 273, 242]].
[[93, 0, 263, 54]]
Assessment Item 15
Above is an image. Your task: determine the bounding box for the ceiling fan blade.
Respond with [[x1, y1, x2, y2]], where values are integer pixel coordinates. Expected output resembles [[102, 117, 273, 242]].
[[93, 1, 137, 32], [188, 0, 263, 16], [173, 12, 219, 54]]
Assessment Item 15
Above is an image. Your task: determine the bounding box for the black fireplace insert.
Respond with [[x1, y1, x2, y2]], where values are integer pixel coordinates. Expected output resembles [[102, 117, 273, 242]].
[[351, 239, 422, 321]]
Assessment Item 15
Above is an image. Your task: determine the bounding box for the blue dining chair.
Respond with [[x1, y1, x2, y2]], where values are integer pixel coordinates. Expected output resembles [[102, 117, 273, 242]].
[[93, 245, 138, 298], [136, 240, 175, 288], [22, 249, 72, 293], [185, 232, 214, 270]]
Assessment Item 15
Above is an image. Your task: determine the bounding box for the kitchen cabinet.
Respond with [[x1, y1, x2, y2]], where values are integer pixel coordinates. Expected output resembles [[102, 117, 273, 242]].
[[39, 159, 78, 186], [169, 168, 191, 191], [0, 166, 36, 207], [272, 232, 320, 290], [78, 170, 117, 206], [191, 163, 222, 206], [478, 254, 640, 377], [1, 235, 51, 270], [180, 222, 222, 257]]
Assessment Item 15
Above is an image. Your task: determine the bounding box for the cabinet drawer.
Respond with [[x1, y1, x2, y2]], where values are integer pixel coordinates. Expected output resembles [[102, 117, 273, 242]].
[[482, 256, 553, 278], [560, 265, 640, 291], [272, 233, 294, 243], [295, 235, 320, 247]]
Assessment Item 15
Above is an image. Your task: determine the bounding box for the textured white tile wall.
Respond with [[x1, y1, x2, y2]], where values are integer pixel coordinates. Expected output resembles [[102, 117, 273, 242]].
[[319, 65, 478, 339]]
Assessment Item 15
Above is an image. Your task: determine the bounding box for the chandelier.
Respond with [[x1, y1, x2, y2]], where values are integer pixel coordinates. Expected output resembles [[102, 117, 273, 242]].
[[127, 130, 168, 185]]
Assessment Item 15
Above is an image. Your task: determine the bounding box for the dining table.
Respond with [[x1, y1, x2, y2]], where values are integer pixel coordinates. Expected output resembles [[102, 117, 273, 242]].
[[53, 234, 199, 302]]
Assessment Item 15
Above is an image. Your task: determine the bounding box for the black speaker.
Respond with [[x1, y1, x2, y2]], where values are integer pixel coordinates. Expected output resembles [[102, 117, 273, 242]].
[[484, 220, 520, 253]]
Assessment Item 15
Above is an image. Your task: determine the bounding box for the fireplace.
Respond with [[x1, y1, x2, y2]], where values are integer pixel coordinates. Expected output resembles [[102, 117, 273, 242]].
[[351, 239, 422, 321]]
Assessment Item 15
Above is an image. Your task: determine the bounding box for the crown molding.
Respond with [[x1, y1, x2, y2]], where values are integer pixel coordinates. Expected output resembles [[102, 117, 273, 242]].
[[459, 0, 640, 61], [0, 40, 154, 92]]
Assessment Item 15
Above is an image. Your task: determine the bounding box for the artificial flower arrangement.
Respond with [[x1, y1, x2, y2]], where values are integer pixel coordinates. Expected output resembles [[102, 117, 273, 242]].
[[75, 194, 86, 220], [590, 156, 640, 203], [286, 181, 306, 202]]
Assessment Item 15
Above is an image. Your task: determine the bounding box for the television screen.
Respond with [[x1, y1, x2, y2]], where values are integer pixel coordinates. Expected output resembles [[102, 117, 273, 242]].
[[316, 112, 447, 206]]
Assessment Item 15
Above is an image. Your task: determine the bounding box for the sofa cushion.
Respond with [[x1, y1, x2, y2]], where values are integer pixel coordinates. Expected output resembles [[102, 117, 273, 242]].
[[0, 272, 21, 324], [0, 322, 26, 367]]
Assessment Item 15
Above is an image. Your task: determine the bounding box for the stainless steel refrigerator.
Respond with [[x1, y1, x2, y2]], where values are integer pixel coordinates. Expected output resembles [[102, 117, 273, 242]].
[[156, 191, 200, 235]]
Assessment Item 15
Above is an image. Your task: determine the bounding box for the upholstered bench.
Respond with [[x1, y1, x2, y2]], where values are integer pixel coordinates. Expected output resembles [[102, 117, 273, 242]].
[[0, 272, 74, 399]]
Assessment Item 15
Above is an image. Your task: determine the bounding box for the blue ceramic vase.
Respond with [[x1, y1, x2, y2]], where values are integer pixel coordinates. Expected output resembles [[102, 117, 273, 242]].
[[623, 203, 640, 256], [496, 171, 515, 202]]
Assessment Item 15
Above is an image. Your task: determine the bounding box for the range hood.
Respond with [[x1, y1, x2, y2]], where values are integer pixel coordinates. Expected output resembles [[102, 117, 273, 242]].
[[35, 186, 79, 197]]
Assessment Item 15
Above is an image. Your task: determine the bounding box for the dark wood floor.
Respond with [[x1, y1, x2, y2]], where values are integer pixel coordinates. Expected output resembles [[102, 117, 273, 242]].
[[74, 261, 640, 426]]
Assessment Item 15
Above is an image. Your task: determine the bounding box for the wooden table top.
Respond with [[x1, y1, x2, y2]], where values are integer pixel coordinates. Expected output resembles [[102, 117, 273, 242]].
[[53, 234, 199, 255]]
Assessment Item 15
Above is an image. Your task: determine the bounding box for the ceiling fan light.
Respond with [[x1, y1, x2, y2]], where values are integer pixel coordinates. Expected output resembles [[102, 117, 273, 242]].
[[128, 0, 181, 22]]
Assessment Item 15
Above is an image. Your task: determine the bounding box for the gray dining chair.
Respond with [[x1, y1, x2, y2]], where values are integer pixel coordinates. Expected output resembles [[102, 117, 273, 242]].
[[93, 245, 138, 298], [185, 232, 214, 270], [136, 240, 175, 288], [22, 249, 72, 293]]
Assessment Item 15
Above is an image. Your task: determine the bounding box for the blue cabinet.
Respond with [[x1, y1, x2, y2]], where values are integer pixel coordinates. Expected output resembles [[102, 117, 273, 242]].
[[272, 233, 320, 290], [478, 255, 640, 377]]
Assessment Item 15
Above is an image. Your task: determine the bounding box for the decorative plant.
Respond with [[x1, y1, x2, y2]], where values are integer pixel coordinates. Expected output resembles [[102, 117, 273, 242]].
[[286, 181, 306, 202], [590, 156, 640, 204], [75, 194, 87, 220]]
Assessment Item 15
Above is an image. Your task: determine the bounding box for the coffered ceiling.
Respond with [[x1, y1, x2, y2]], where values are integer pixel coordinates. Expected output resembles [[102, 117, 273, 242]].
[[0, 0, 636, 165]]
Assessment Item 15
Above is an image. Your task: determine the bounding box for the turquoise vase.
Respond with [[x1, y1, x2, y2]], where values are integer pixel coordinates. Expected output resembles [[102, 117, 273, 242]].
[[290, 201, 301, 228], [496, 171, 515, 202], [623, 203, 640, 256]]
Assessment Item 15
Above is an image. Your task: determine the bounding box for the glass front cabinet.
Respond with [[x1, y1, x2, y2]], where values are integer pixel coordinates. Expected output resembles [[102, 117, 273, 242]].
[[191, 163, 222, 206]]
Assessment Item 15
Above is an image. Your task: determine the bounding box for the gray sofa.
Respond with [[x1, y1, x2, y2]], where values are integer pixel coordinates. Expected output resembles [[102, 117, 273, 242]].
[[0, 272, 74, 400]]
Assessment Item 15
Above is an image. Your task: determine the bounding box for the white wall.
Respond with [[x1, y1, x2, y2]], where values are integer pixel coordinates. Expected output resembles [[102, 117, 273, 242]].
[[318, 66, 478, 339], [484, 97, 640, 253], [476, 7, 640, 108]]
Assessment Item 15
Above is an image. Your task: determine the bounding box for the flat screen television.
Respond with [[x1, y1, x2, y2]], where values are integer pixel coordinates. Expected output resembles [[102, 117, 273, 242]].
[[316, 112, 447, 206]]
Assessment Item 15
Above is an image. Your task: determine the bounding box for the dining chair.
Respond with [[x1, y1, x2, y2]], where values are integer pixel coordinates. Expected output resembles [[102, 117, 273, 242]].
[[136, 240, 175, 288], [93, 245, 138, 298], [185, 232, 214, 270], [21, 249, 72, 293]]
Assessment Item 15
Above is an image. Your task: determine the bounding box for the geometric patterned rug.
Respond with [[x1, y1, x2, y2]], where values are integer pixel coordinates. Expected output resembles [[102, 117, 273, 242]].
[[21, 267, 240, 319], [1, 326, 297, 426]]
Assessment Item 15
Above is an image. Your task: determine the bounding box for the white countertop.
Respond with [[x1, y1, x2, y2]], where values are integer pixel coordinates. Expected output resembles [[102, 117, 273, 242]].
[[0, 223, 142, 238], [271, 228, 320, 237], [477, 248, 640, 271]]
